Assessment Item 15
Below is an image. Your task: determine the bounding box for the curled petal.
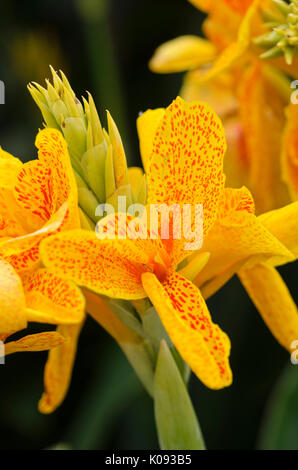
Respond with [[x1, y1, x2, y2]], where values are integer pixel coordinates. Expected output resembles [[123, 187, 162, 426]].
[[4, 331, 65, 356], [142, 271, 232, 389], [149, 36, 216, 73], [39, 323, 83, 414]]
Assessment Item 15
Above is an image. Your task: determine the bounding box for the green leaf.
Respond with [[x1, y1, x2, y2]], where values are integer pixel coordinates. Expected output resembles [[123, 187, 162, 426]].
[[258, 364, 298, 450], [154, 340, 205, 450]]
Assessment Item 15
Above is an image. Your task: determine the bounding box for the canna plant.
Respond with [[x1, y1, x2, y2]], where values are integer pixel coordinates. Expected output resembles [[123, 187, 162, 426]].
[[34, 77, 296, 448], [1, 65, 297, 450]]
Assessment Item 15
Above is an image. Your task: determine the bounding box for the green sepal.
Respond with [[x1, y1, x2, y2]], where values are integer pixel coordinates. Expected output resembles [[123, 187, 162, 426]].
[[81, 143, 107, 203], [77, 187, 100, 223], [61, 117, 87, 163]]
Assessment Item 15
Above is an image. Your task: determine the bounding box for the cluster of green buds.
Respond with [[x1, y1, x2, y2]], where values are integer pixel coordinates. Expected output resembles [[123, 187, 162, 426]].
[[254, 0, 298, 65], [28, 67, 147, 228]]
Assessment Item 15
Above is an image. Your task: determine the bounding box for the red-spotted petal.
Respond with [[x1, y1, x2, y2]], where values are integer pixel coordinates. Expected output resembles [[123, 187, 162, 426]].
[[147, 97, 226, 239], [40, 229, 147, 300], [142, 271, 232, 389], [14, 160, 57, 231], [23, 269, 85, 325], [4, 331, 65, 355]]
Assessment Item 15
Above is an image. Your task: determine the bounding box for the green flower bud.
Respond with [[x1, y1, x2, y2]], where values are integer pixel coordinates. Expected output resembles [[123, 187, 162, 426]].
[[256, 0, 298, 65], [29, 67, 147, 223]]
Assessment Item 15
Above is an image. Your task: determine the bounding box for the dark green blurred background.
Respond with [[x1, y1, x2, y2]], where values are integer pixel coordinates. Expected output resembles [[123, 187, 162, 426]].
[[0, 0, 297, 450]]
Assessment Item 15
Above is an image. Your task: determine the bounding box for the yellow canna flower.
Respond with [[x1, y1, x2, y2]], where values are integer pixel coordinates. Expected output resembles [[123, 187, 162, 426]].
[[137, 101, 298, 358], [41, 97, 295, 392], [41, 97, 233, 390], [0, 128, 84, 322], [0, 128, 87, 408]]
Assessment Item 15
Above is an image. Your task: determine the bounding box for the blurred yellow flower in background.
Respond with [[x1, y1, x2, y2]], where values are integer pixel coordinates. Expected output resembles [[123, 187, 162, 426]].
[[150, 0, 298, 214]]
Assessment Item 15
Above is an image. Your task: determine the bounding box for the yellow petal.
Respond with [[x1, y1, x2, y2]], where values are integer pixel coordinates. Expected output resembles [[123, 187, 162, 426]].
[[128, 167, 144, 200], [149, 36, 216, 73], [239, 263, 298, 352], [0, 150, 27, 238], [38, 323, 83, 414], [0, 202, 69, 273], [178, 251, 210, 281], [0, 147, 23, 188], [188, 0, 211, 12], [0, 258, 27, 335], [13, 160, 57, 231], [222, 0, 254, 14], [281, 103, 298, 201], [35, 128, 80, 230], [24, 269, 85, 325], [142, 271, 232, 390], [40, 229, 147, 300], [4, 331, 65, 356], [196, 187, 294, 288], [258, 202, 298, 258], [137, 108, 165, 173], [146, 97, 226, 238]]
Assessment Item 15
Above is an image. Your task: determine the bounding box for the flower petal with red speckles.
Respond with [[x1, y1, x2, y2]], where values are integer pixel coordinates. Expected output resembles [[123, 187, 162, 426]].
[[4, 331, 65, 355], [142, 271, 232, 389], [24, 269, 85, 325]]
